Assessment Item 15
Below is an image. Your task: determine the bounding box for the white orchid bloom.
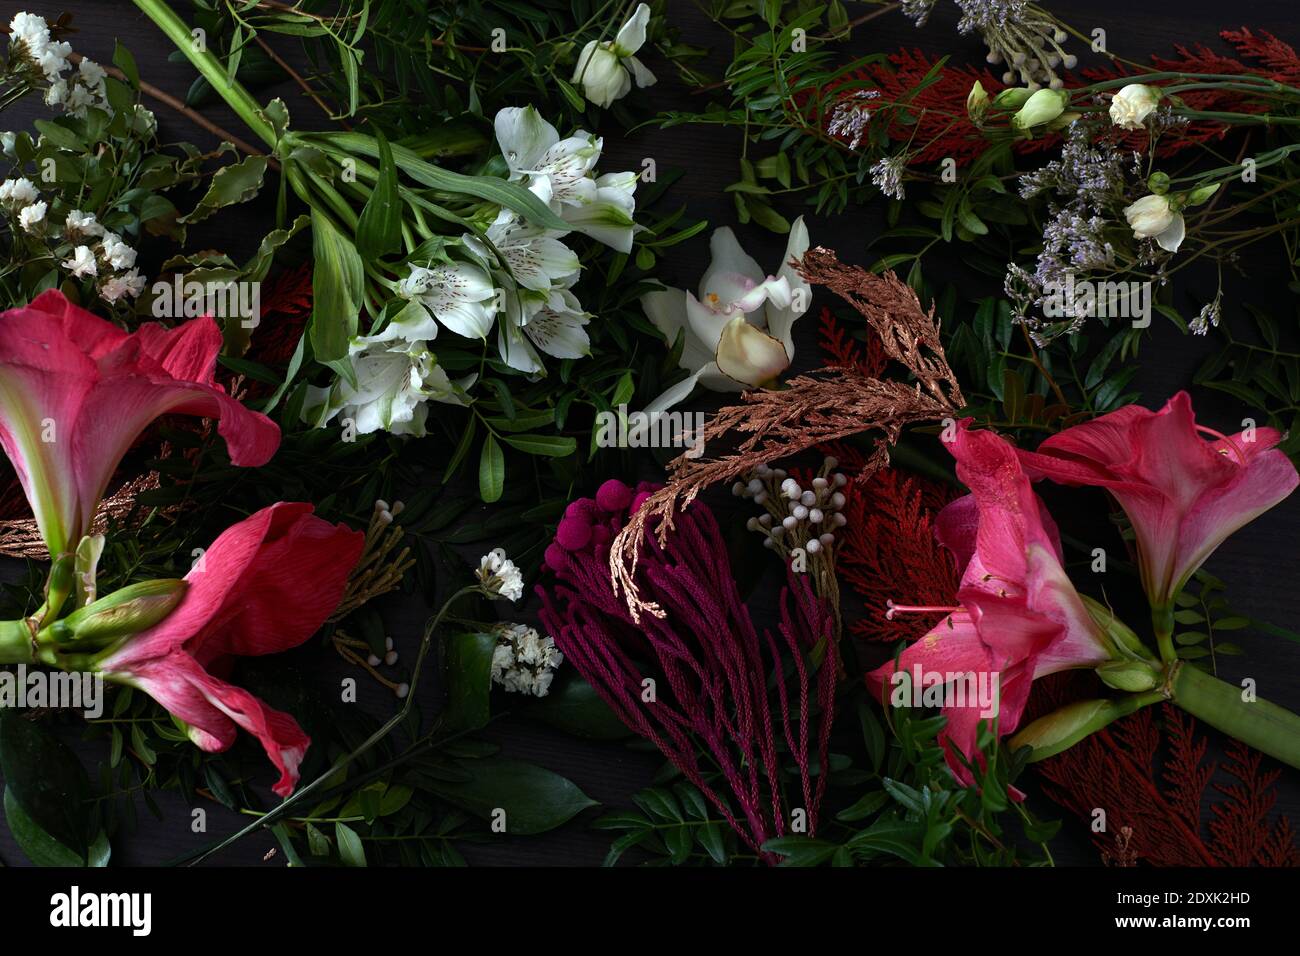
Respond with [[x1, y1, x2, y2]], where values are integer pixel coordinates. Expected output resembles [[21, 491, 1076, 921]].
[[304, 334, 474, 437], [640, 217, 811, 413], [395, 261, 498, 340], [1124, 193, 1185, 253], [572, 3, 657, 108]]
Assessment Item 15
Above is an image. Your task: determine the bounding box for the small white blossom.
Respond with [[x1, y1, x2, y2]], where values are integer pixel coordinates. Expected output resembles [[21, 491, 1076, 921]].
[[99, 269, 146, 303], [0, 132, 15, 155], [100, 232, 138, 271], [65, 209, 103, 238], [489, 623, 563, 697], [17, 200, 46, 232], [0, 177, 39, 207], [1109, 84, 1159, 130], [571, 3, 656, 108], [43, 78, 68, 108], [78, 58, 107, 91], [62, 244, 97, 278], [477, 547, 524, 602]]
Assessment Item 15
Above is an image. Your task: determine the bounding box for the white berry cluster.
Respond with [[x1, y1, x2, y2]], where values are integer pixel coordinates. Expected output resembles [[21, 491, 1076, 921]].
[[733, 456, 849, 560], [490, 623, 564, 698]]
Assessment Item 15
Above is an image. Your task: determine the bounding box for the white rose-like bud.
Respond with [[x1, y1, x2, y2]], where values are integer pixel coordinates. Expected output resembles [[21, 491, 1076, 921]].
[[1123, 193, 1185, 252], [1109, 84, 1159, 130]]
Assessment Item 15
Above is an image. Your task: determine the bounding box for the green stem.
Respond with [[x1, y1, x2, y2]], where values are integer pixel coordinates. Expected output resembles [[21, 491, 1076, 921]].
[[132, 0, 278, 148], [0, 619, 34, 664], [1173, 664, 1300, 770]]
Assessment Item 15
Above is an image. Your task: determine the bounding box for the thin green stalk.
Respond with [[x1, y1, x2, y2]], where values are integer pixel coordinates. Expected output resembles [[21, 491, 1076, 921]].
[[187, 584, 484, 864], [1173, 664, 1300, 770]]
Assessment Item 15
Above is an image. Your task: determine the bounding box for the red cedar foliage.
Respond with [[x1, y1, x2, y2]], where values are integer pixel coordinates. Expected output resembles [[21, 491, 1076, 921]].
[[837, 467, 960, 645], [824, 30, 1300, 167], [1030, 674, 1299, 867]]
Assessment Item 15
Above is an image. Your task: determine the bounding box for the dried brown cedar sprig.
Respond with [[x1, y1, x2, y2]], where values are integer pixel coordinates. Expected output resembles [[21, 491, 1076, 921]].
[[611, 248, 965, 621]]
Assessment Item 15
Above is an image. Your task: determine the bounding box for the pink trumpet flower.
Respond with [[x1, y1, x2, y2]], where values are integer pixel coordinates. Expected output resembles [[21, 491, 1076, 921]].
[[96, 503, 363, 797], [0, 291, 280, 554], [868, 422, 1115, 785], [1017, 391, 1299, 613]]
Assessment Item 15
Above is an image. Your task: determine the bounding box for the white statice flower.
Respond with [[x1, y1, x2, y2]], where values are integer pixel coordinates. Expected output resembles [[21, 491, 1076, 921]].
[[640, 217, 811, 412], [493, 106, 639, 253], [17, 200, 46, 233], [8, 13, 52, 58], [35, 39, 72, 82], [0, 177, 39, 208], [99, 269, 146, 303], [100, 232, 138, 271], [1109, 84, 1159, 130], [572, 3, 656, 108], [489, 623, 563, 697], [63, 244, 98, 278], [477, 548, 524, 602], [78, 58, 107, 90], [65, 209, 103, 239], [62, 82, 97, 118], [395, 261, 498, 339], [43, 78, 68, 109], [1123, 193, 1184, 252]]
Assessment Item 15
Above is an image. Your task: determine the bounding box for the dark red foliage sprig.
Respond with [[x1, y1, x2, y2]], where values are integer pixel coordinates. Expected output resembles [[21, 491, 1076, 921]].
[[1028, 674, 1299, 867], [837, 468, 960, 645], [822, 30, 1300, 168], [538, 480, 838, 862]]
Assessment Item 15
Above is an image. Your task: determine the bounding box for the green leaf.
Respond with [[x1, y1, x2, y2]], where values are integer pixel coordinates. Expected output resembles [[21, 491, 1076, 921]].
[[179, 154, 268, 225], [112, 41, 140, 88], [3, 788, 84, 867], [355, 129, 402, 259], [501, 434, 577, 457], [335, 822, 367, 866], [442, 631, 497, 732], [309, 208, 363, 372], [523, 677, 629, 740], [425, 757, 598, 835], [0, 708, 91, 857], [478, 434, 504, 503], [300, 132, 568, 231]]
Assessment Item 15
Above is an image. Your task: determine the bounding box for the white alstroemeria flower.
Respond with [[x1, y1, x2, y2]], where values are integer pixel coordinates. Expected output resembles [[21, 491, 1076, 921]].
[[62, 244, 98, 278], [304, 334, 473, 437], [1124, 193, 1184, 252], [395, 261, 498, 339], [0, 177, 39, 207], [558, 170, 638, 253], [99, 269, 146, 303], [17, 200, 46, 232], [100, 233, 137, 271], [1109, 84, 1159, 130], [521, 288, 591, 360], [494, 106, 601, 207], [477, 548, 524, 602], [0, 133, 15, 156], [572, 3, 656, 108], [483, 214, 581, 293], [65, 209, 103, 238], [640, 217, 811, 412]]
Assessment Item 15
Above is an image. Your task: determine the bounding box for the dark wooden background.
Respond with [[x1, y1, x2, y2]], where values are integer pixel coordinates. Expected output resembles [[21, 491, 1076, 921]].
[[1, 0, 1298, 866]]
